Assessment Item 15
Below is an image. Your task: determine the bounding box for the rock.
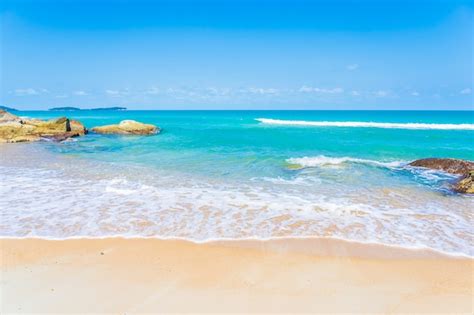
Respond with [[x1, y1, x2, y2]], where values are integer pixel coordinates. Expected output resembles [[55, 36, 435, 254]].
[[0, 110, 23, 124], [91, 120, 159, 135], [409, 158, 474, 176], [454, 171, 474, 194], [409, 158, 474, 194], [0, 110, 87, 143]]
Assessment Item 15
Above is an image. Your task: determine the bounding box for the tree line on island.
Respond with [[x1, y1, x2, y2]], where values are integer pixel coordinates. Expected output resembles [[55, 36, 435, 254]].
[[49, 107, 127, 111], [0, 105, 127, 111]]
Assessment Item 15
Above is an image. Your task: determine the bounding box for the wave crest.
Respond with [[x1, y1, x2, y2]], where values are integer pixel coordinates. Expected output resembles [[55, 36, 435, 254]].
[[256, 118, 474, 130], [286, 155, 405, 168]]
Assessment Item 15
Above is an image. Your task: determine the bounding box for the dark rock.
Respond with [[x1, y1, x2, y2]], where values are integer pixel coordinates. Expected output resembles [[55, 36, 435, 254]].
[[409, 158, 474, 176], [410, 158, 474, 194]]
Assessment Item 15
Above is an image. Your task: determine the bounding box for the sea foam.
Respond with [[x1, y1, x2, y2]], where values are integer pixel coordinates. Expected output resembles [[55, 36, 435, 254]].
[[1, 161, 472, 257], [286, 155, 405, 168], [256, 118, 474, 130]]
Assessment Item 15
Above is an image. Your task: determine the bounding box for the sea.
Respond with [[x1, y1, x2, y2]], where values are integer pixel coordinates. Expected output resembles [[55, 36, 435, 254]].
[[1, 110, 473, 257]]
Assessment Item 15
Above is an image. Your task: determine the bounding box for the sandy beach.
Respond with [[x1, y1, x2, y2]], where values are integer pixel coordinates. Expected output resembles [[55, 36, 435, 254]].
[[1, 237, 472, 314]]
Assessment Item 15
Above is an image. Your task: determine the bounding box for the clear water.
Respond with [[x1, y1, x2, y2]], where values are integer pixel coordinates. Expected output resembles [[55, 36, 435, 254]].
[[1, 110, 473, 256]]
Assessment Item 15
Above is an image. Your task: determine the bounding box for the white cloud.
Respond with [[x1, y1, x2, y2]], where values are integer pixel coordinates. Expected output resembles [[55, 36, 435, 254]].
[[460, 88, 472, 94], [12, 88, 39, 96], [346, 64, 359, 71], [246, 87, 279, 95], [351, 90, 360, 96], [145, 87, 160, 95], [374, 90, 389, 97], [10, 88, 50, 96], [105, 89, 129, 97], [411, 91, 420, 96], [166, 87, 198, 97], [299, 86, 315, 93], [73, 90, 88, 96], [105, 89, 120, 96], [55, 94, 69, 99], [205, 87, 231, 96], [299, 86, 344, 94]]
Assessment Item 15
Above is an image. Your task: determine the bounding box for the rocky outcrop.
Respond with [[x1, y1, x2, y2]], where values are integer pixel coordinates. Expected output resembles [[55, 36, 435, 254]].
[[409, 158, 473, 176], [409, 158, 474, 194], [0, 110, 87, 143], [454, 172, 474, 194], [91, 120, 159, 135]]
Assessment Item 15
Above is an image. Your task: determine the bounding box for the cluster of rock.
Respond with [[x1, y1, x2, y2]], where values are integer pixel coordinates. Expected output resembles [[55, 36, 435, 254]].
[[0, 109, 87, 143], [409, 158, 474, 194], [0, 109, 159, 143]]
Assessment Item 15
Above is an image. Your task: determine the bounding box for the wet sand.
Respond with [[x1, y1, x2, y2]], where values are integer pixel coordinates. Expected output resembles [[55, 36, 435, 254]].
[[1, 237, 472, 313]]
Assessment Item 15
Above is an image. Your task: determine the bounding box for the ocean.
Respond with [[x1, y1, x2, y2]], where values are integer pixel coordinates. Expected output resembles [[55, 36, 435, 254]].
[[1, 110, 473, 256]]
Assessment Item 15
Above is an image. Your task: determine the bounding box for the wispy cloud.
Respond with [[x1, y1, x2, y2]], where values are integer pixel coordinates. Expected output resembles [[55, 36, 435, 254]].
[[460, 88, 471, 94], [10, 88, 50, 96], [245, 87, 279, 95], [205, 87, 231, 96], [10, 85, 446, 105], [73, 90, 88, 96], [374, 90, 389, 97], [145, 87, 160, 95], [105, 89, 129, 97], [12, 88, 39, 96], [299, 86, 344, 94], [346, 64, 359, 71]]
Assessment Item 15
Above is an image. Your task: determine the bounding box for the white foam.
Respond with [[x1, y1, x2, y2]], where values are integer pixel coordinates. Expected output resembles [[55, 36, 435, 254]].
[[0, 144, 472, 257], [256, 118, 474, 130], [287, 155, 405, 168], [0, 162, 472, 257]]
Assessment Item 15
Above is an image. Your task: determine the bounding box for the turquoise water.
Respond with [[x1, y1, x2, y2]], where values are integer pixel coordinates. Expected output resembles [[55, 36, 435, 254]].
[[1, 110, 473, 256], [18, 110, 474, 178]]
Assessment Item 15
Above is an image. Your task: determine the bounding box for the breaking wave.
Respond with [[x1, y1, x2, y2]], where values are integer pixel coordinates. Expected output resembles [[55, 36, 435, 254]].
[[256, 118, 474, 130], [286, 155, 405, 169]]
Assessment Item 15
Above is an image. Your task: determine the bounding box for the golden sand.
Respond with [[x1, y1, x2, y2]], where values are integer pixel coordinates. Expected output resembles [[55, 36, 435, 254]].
[[1, 237, 472, 313]]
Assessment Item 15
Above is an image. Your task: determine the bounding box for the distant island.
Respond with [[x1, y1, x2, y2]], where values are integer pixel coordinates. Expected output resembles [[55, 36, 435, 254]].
[[49, 107, 127, 111], [49, 107, 81, 111], [0, 105, 19, 111]]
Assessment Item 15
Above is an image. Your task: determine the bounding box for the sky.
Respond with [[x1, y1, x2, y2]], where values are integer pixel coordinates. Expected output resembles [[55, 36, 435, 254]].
[[0, 0, 473, 110]]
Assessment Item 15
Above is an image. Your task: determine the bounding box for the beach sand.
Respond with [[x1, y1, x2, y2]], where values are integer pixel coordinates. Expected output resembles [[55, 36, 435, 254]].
[[1, 238, 472, 314]]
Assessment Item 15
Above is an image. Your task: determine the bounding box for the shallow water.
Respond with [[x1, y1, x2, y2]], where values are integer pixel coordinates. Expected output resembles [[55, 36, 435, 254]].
[[1, 110, 473, 256]]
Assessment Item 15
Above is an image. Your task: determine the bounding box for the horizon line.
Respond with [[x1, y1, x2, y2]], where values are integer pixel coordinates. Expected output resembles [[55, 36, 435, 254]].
[[6, 108, 474, 112]]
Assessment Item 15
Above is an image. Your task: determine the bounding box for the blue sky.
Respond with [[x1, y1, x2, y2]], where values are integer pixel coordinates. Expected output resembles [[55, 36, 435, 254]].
[[1, 0, 472, 110]]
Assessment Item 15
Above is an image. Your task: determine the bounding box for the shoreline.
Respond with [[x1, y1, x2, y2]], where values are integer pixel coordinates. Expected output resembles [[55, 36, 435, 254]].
[[1, 140, 473, 259], [1, 235, 471, 259], [1, 237, 472, 313]]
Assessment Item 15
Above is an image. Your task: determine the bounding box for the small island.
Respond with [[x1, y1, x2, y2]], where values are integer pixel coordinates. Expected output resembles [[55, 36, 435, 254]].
[[0, 105, 19, 111], [49, 107, 81, 111], [49, 106, 127, 111], [90, 107, 127, 111]]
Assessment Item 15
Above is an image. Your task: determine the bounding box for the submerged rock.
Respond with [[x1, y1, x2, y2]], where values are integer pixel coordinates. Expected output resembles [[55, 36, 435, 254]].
[[409, 158, 474, 194], [0, 110, 87, 143], [91, 120, 159, 135]]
